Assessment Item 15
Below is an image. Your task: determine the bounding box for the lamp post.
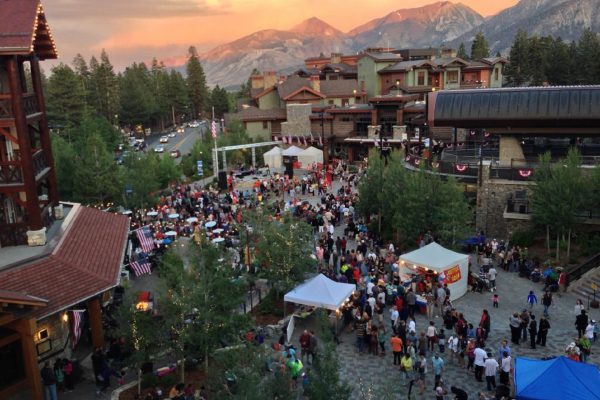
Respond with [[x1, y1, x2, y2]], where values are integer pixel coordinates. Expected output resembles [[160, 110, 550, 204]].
[[396, 80, 400, 96]]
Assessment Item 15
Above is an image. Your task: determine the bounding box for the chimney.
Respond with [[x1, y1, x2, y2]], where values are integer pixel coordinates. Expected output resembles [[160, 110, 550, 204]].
[[309, 75, 321, 93], [331, 52, 342, 64], [263, 71, 278, 88]]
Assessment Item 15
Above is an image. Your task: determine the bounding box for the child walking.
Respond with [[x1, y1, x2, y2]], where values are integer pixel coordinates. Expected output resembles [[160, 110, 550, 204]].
[[527, 290, 537, 309], [492, 294, 499, 308]]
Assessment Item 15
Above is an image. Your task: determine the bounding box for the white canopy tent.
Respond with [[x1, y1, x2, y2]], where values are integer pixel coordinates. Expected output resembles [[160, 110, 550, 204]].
[[263, 146, 283, 168], [399, 242, 469, 301], [284, 274, 355, 311], [297, 146, 323, 167], [282, 145, 303, 157]]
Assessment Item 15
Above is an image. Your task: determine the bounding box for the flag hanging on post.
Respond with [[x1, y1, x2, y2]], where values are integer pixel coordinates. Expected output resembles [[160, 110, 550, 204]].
[[282, 135, 287, 144], [130, 260, 152, 277], [136, 227, 155, 253], [319, 135, 323, 147], [288, 134, 292, 144], [211, 120, 217, 139], [71, 310, 85, 348]]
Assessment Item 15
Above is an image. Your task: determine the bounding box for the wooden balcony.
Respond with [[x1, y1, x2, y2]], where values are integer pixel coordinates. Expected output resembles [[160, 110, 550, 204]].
[[0, 160, 23, 185], [0, 92, 40, 122]]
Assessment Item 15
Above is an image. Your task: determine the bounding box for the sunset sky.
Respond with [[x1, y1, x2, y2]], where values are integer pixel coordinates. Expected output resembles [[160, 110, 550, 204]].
[[43, 0, 519, 70]]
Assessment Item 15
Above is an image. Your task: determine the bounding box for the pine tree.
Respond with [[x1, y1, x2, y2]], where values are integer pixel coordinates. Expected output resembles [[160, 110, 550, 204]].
[[527, 35, 548, 86], [167, 70, 190, 124], [89, 50, 120, 122], [186, 46, 209, 119], [119, 62, 156, 126], [210, 85, 230, 117], [457, 42, 469, 60], [46, 63, 87, 128], [72, 53, 90, 103], [575, 29, 600, 84], [505, 30, 530, 86], [470, 32, 490, 60]]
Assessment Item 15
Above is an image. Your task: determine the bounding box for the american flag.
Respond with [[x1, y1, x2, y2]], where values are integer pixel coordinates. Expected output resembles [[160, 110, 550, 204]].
[[136, 227, 154, 253], [319, 135, 323, 147], [130, 260, 152, 277], [288, 134, 292, 144], [71, 310, 85, 348], [281, 135, 287, 144], [211, 120, 217, 139]]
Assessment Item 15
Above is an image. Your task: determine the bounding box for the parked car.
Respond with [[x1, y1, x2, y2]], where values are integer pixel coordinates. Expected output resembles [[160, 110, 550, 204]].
[[154, 145, 165, 153], [170, 149, 181, 158], [159, 136, 169, 143]]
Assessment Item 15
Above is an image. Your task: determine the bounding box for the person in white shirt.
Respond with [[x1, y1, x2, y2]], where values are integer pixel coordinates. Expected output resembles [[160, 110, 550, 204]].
[[499, 351, 511, 386], [390, 307, 399, 333], [447, 335, 458, 363], [585, 321, 596, 340], [473, 346, 487, 382], [408, 318, 416, 335], [426, 321, 438, 351], [487, 267, 497, 291], [484, 352, 499, 391]]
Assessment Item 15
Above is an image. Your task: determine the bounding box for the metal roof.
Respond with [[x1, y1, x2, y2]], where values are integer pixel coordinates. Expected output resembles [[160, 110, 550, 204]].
[[430, 86, 600, 129]]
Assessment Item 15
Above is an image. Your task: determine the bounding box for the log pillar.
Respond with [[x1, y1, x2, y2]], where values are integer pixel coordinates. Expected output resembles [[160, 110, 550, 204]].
[[7, 56, 41, 230], [31, 56, 59, 207], [11, 318, 43, 400], [87, 297, 105, 349]]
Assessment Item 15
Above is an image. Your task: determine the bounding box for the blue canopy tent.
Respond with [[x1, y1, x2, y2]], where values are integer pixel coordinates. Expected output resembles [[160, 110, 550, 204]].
[[515, 356, 600, 400]]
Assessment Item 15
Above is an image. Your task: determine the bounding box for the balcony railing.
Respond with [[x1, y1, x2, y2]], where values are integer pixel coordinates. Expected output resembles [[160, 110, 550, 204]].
[[405, 154, 479, 179], [0, 160, 23, 185], [0, 94, 12, 118], [0, 222, 28, 246], [33, 150, 48, 177], [23, 93, 40, 116]]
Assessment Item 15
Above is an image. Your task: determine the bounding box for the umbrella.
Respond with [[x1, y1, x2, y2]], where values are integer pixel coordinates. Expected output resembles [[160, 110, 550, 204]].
[[213, 228, 224, 234], [168, 213, 180, 219], [165, 231, 177, 237], [212, 237, 225, 244], [205, 221, 217, 228], [186, 217, 198, 224], [147, 211, 158, 217], [121, 210, 133, 215], [162, 238, 172, 245]]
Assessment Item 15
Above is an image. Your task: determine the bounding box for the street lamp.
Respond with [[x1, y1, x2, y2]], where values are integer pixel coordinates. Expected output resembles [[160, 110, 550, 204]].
[[396, 80, 400, 96]]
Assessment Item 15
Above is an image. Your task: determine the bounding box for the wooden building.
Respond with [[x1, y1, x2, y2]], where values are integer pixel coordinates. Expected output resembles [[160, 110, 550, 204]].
[[0, 2, 131, 399], [0, 0, 58, 247]]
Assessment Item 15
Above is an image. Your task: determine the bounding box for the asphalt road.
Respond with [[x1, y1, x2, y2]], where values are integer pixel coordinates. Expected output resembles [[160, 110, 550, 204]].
[[145, 124, 207, 160]]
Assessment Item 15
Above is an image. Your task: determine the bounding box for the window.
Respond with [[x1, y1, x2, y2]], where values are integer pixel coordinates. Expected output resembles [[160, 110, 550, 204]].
[[340, 117, 352, 122], [262, 121, 268, 129], [328, 100, 334, 105], [494, 68, 499, 81], [417, 71, 425, 86], [342, 98, 349, 107], [447, 70, 459, 84]]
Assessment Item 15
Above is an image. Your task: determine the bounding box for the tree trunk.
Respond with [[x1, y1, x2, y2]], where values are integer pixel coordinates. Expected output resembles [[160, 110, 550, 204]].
[[204, 346, 209, 371], [556, 232, 560, 262], [546, 225, 550, 254], [567, 228, 572, 260], [181, 357, 185, 384], [137, 368, 141, 395]]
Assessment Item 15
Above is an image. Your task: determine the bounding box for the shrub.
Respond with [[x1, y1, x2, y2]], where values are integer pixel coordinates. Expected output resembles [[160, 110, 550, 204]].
[[255, 289, 283, 317]]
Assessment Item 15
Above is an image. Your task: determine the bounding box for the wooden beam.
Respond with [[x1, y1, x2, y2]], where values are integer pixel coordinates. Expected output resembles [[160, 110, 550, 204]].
[[87, 297, 105, 349], [0, 127, 18, 144], [10, 318, 44, 400]]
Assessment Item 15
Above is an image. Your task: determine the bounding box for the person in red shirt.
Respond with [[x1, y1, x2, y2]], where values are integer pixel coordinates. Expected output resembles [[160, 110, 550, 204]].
[[352, 266, 360, 284], [299, 330, 311, 362]]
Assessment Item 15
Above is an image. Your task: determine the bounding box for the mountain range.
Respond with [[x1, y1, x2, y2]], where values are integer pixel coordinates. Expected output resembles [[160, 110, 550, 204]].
[[193, 0, 600, 88]]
